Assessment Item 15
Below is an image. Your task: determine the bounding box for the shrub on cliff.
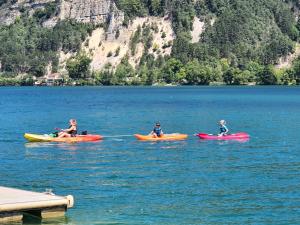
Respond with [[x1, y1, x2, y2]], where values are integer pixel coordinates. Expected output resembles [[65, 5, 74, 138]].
[[66, 52, 92, 79]]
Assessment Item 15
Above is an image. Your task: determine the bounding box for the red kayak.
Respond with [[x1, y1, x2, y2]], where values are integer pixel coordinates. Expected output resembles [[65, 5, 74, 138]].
[[24, 133, 102, 142], [197, 132, 249, 140]]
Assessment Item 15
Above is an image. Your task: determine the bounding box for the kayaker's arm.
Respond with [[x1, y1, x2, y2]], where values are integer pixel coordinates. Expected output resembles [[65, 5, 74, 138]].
[[62, 125, 75, 132], [224, 126, 229, 134], [62, 128, 71, 132]]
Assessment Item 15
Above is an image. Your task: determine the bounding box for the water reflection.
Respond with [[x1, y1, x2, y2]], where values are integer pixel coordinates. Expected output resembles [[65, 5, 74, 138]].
[[1, 87, 300, 225], [22, 214, 72, 225], [24, 141, 103, 151], [198, 138, 250, 144]]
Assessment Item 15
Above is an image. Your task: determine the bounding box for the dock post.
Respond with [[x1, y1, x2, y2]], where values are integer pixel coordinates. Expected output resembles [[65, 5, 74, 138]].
[[0, 212, 23, 222]]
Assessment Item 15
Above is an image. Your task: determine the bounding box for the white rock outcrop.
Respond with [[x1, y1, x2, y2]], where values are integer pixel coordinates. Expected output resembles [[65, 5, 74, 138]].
[[0, 0, 124, 28]]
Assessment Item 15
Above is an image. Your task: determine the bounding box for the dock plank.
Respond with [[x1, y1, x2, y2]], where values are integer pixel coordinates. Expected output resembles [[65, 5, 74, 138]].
[[0, 186, 65, 205], [0, 186, 73, 217]]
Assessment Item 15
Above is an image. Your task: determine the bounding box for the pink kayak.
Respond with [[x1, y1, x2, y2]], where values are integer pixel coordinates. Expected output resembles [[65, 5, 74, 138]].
[[197, 132, 249, 140]]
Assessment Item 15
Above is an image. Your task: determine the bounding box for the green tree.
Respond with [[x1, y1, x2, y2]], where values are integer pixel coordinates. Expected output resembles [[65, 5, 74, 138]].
[[171, 32, 192, 63], [162, 58, 185, 83], [116, 0, 146, 17], [149, 0, 163, 16], [66, 52, 92, 79], [185, 59, 213, 85], [114, 56, 135, 85], [280, 68, 296, 85], [292, 58, 300, 84], [94, 63, 113, 85], [130, 25, 141, 55], [257, 65, 278, 85]]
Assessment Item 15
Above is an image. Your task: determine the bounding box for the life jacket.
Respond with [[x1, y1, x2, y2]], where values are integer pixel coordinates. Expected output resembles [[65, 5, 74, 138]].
[[153, 127, 162, 136], [220, 125, 228, 134], [68, 125, 77, 136]]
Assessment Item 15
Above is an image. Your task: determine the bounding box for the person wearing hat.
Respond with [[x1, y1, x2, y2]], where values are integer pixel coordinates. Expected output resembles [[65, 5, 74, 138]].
[[218, 120, 229, 136], [150, 122, 164, 138]]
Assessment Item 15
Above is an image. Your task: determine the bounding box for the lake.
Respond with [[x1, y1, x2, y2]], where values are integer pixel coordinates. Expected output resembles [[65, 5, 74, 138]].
[[0, 86, 300, 225]]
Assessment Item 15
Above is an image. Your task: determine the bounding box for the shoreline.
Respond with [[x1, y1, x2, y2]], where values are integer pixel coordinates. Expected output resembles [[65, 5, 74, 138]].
[[0, 84, 299, 87]]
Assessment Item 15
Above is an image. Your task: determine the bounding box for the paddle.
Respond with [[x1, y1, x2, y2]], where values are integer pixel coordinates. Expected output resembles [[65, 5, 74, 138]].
[[54, 127, 102, 135]]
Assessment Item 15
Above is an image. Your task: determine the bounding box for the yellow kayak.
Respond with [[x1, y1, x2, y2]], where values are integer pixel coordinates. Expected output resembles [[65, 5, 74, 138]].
[[134, 133, 188, 141], [24, 133, 102, 142]]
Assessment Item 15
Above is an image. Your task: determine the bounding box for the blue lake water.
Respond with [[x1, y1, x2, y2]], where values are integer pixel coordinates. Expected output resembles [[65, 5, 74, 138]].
[[0, 86, 300, 225]]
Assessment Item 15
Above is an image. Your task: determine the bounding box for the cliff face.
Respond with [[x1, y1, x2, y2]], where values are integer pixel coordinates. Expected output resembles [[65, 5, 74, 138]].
[[59, 0, 123, 24], [82, 17, 175, 71], [0, 0, 55, 25], [0, 0, 124, 27], [0, 0, 177, 76]]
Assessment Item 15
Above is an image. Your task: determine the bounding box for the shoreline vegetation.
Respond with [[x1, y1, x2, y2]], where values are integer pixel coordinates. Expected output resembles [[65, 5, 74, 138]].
[[1, 0, 300, 86], [0, 59, 299, 86], [0, 62, 299, 86], [0, 77, 297, 86]]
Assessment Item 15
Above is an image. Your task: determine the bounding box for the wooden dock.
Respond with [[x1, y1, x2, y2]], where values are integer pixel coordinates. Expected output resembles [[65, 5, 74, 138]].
[[0, 186, 74, 222]]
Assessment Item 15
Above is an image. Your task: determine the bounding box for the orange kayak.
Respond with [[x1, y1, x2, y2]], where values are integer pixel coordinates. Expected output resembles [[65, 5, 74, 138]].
[[24, 133, 102, 142], [134, 133, 188, 141]]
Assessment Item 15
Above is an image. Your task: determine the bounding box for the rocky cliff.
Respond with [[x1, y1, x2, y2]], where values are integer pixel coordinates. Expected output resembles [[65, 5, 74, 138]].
[[0, 0, 124, 28]]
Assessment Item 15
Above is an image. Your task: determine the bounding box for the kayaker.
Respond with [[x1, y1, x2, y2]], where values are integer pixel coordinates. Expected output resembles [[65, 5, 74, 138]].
[[218, 120, 229, 136], [150, 122, 163, 138], [58, 119, 77, 138]]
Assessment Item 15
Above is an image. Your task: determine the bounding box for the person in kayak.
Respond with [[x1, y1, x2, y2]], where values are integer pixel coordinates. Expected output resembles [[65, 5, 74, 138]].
[[58, 119, 77, 138], [150, 122, 163, 138], [218, 120, 229, 136]]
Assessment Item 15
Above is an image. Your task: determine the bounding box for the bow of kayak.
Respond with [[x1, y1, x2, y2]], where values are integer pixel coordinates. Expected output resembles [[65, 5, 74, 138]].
[[197, 132, 249, 140], [135, 133, 188, 141], [24, 133, 103, 142]]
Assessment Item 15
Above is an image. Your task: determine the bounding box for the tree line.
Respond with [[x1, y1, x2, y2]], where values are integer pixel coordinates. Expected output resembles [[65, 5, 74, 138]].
[[65, 51, 300, 86], [1, 0, 300, 85]]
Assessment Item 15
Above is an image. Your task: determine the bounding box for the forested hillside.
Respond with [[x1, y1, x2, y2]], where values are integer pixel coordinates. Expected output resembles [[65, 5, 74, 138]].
[[1, 0, 300, 85]]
